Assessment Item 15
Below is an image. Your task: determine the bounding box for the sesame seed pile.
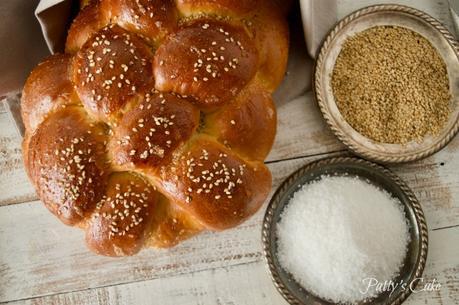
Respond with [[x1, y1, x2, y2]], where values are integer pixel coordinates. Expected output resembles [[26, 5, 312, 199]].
[[331, 26, 451, 144]]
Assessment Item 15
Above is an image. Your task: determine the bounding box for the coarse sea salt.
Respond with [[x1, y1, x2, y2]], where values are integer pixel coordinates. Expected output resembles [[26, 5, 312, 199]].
[[277, 175, 410, 303]]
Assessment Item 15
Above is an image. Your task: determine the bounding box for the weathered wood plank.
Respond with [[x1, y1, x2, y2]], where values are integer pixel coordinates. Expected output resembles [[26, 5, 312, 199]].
[[0, 111, 36, 205], [5, 262, 289, 305], [391, 145, 459, 230], [405, 226, 459, 305], [267, 93, 344, 162], [0, 93, 344, 206], [5, 226, 458, 305], [2, 148, 459, 303]]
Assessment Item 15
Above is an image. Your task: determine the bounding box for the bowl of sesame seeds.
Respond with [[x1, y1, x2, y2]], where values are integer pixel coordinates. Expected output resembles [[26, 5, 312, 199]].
[[314, 4, 459, 163]]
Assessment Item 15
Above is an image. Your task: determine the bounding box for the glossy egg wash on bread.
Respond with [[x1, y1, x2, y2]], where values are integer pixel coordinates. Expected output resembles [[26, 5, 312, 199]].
[[21, 0, 289, 256]]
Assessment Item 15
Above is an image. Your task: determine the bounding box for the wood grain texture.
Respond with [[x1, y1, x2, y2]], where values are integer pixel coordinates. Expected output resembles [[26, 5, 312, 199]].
[[405, 226, 459, 305], [0, 111, 35, 205], [392, 145, 459, 230], [268, 93, 344, 162], [5, 261, 290, 305], [1, 149, 459, 303], [4, 227, 458, 305]]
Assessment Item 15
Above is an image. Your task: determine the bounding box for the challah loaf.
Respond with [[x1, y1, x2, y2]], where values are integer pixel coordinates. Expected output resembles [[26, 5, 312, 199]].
[[21, 0, 289, 256]]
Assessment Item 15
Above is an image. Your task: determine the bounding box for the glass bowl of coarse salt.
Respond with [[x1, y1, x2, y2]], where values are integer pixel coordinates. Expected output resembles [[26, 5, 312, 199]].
[[262, 156, 428, 305], [314, 4, 459, 164]]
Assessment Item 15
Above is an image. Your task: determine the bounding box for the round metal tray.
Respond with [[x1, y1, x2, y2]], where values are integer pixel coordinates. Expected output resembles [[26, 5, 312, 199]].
[[262, 156, 428, 305], [314, 5, 459, 163]]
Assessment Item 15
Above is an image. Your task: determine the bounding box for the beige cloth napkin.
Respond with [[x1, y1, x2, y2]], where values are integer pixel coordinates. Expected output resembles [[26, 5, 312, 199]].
[[300, 0, 338, 58]]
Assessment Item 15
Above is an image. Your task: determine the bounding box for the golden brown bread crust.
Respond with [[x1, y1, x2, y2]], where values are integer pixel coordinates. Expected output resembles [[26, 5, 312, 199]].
[[146, 196, 203, 248], [110, 90, 200, 170], [100, 0, 178, 46], [159, 137, 271, 230], [72, 25, 154, 121], [153, 19, 258, 109], [176, 0, 290, 90], [85, 172, 159, 256], [204, 80, 276, 161], [21, 0, 288, 256], [21, 54, 76, 132], [175, 0, 259, 16], [25, 107, 109, 225], [66, 1, 110, 54], [251, 4, 289, 90]]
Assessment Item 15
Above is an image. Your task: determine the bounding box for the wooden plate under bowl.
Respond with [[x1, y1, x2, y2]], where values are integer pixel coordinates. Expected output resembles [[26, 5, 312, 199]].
[[314, 4, 459, 163], [262, 156, 428, 305]]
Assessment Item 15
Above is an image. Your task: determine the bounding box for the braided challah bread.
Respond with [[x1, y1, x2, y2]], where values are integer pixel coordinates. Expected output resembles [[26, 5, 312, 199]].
[[21, 0, 289, 256]]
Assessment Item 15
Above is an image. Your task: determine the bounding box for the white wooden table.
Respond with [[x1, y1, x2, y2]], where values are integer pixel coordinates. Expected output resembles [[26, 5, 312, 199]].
[[0, 1, 458, 304]]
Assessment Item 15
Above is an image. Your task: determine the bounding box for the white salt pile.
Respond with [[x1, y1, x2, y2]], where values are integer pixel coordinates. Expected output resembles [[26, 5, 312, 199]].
[[277, 175, 410, 303]]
